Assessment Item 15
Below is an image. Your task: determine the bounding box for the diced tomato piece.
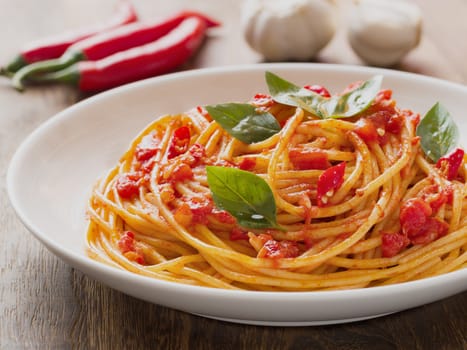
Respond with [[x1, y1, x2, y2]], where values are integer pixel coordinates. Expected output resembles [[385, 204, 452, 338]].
[[238, 157, 256, 171], [304, 84, 331, 98], [410, 218, 449, 245], [400, 197, 449, 245], [376, 89, 392, 101], [381, 233, 410, 258], [212, 208, 236, 225], [140, 159, 155, 174], [135, 134, 160, 162], [118, 231, 145, 264], [289, 148, 331, 170], [354, 118, 379, 143], [173, 203, 193, 227], [160, 184, 175, 203], [188, 143, 206, 163], [317, 162, 346, 207], [168, 126, 191, 159], [355, 110, 404, 145], [420, 185, 450, 213], [116, 173, 141, 199], [258, 238, 300, 259], [400, 198, 432, 238], [185, 197, 213, 224], [118, 231, 136, 253], [278, 241, 300, 258], [436, 148, 465, 180], [135, 147, 158, 162], [165, 187, 233, 226], [230, 227, 249, 241], [174, 197, 222, 226], [444, 185, 454, 205], [170, 163, 193, 182], [251, 93, 275, 107], [386, 113, 404, 134], [123, 251, 145, 264]]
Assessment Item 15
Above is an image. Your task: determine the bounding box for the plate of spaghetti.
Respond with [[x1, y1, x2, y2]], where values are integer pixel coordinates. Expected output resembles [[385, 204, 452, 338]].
[[7, 63, 467, 326]]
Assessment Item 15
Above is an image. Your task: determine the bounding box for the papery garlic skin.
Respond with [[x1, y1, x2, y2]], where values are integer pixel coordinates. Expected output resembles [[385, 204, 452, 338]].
[[241, 0, 336, 61], [348, 0, 422, 67]]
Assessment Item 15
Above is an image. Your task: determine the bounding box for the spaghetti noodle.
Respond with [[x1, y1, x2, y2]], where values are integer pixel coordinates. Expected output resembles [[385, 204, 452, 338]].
[[86, 73, 467, 291]]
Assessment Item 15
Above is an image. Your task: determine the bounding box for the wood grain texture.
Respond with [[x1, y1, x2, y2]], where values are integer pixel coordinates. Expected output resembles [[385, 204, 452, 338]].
[[0, 0, 465, 349]]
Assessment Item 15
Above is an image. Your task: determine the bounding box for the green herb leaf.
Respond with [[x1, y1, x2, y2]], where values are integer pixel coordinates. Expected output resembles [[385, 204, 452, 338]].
[[205, 103, 280, 144], [265, 71, 383, 119], [206, 166, 281, 230], [324, 75, 383, 118], [265, 71, 326, 118], [416, 102, 460, 162]]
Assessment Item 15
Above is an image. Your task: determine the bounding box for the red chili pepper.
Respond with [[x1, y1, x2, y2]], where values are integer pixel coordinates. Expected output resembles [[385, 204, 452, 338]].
[[20, 17, 212, 92], [13, 11, 219, 90], [316, 162, 346, 207], [436, 147, 464, 180], [2, 1, 138, 75]]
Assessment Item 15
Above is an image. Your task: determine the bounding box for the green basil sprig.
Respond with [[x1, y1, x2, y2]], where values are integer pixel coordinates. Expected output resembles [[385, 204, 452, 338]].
[[206, 166, 282, 230], [416, 102, 460, 162], [265, 71, 383, 119], [205, 103, 280, 144]]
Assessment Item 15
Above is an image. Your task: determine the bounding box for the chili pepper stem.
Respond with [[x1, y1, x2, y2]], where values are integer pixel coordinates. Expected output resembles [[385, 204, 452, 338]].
[[2, 55, 27, 76], [25, 65, 81, 87], [0, 67, 13, 77], [12, 50, 85, 90]]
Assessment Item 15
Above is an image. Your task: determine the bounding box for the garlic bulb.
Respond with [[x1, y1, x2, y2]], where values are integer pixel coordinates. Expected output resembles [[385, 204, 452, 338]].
[[241, 0, 337, 61], [348, 0, 422, 67]]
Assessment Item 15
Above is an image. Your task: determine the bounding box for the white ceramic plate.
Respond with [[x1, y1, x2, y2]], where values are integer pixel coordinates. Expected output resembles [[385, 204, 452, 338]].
[[7, 63, 467, 326]]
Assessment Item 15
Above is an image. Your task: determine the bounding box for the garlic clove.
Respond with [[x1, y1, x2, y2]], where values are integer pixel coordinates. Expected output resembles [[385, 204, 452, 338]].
[[348, 0, 423, 67], [241, 0, 337, 61]]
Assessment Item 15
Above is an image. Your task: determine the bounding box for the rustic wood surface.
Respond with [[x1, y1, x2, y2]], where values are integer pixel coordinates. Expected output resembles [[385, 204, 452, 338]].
[[1, 0, 466, 349]]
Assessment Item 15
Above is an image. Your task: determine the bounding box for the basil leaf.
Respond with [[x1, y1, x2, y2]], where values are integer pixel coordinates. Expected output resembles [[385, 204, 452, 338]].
[[416, 102, 460, 162], [265, 71, 327, 118], [265, 71, 383, 119], [205, 103, 280, 144], [325, 75, 383, 118], [206, 166, 281, 230]]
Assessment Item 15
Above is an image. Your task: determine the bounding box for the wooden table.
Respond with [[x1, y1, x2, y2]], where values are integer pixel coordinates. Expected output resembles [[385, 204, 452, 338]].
[[1, 0, 465, 348]]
